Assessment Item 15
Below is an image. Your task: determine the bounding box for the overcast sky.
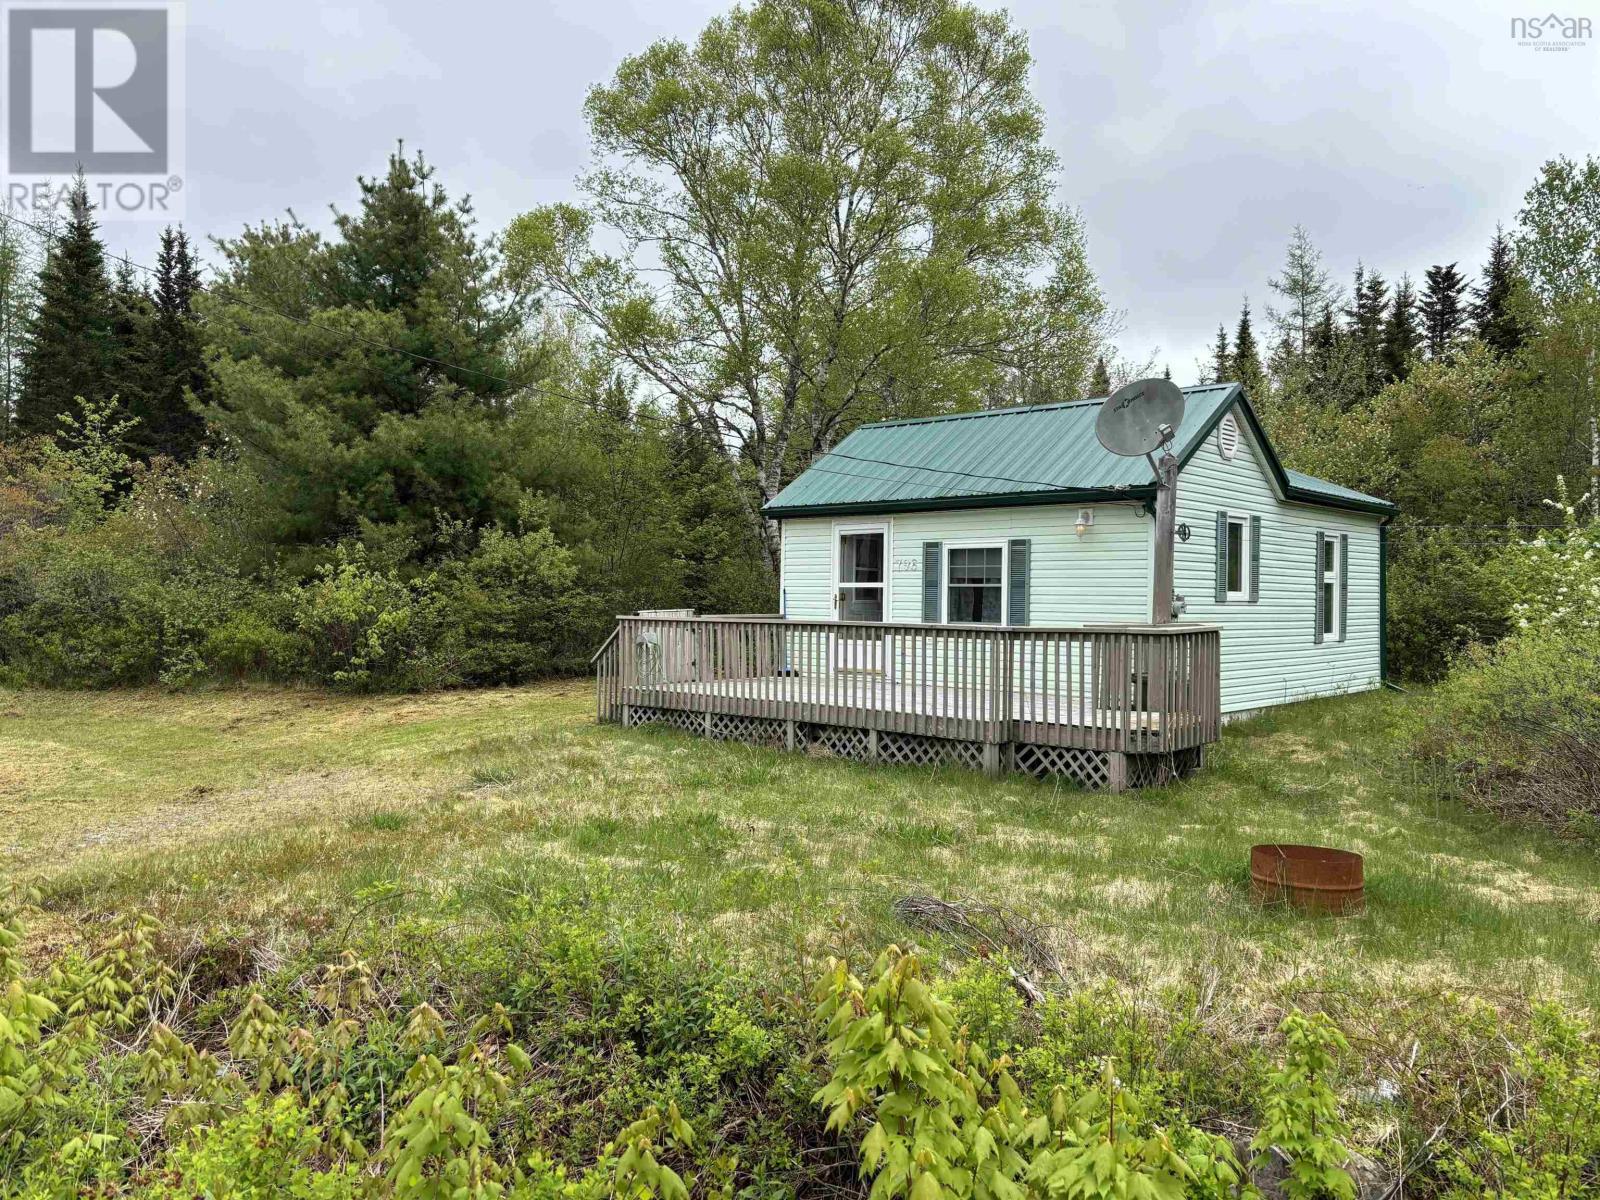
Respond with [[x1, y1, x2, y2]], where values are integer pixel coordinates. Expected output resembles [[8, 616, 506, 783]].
[[99, 0, 1600, 383]]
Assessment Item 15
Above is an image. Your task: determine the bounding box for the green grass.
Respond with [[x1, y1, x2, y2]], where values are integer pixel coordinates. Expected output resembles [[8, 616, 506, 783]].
[[3, 682, 1598, 1005]]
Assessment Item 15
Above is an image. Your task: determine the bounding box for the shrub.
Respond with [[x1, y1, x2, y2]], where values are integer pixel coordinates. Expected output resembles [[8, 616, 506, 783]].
[[1415, 622, 1600, 836], [432, 515, 596, 683], [1438, 1003, 1600, 1197], [287, 546, 460, 691]]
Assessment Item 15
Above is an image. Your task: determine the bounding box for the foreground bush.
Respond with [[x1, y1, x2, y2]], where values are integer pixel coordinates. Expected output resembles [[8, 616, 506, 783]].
[[4, 888, 1600, 1198], [1415, 623, 1600, 838]]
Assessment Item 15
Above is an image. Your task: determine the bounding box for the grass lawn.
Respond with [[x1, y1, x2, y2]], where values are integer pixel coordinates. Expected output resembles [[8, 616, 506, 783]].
[[3, 681, 1597, 1007]]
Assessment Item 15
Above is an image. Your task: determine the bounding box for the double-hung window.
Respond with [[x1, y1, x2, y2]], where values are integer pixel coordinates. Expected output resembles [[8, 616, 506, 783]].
[[1320, 535, 1340, 639], [946, 545, 1004, 624], [1224, 516, 1249, 602]]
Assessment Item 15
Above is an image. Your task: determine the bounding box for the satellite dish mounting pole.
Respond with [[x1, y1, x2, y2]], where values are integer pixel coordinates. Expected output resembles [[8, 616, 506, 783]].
[[1149, 428, 1179, 625], [1093, 379, 1187, 625]]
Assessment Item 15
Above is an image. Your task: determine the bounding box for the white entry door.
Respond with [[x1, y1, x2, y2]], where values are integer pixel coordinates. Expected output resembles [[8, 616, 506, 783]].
[[835, 527, 886, 671]]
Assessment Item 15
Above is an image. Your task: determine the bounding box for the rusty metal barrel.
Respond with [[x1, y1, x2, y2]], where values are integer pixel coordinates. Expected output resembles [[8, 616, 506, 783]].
[[1250, 843, 1365, 915]]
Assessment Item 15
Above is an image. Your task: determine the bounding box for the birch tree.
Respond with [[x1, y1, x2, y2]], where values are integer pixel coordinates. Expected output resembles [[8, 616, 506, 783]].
[[1515, 155, 1600, 517], [506, 0, 1108, 568]]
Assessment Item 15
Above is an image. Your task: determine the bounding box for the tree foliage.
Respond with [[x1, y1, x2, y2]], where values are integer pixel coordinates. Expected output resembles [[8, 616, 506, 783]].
[[508, 0, 1109, 565]]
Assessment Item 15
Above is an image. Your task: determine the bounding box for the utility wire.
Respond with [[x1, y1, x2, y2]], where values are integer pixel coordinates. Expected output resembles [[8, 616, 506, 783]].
[[821, 448, 1125, 494]]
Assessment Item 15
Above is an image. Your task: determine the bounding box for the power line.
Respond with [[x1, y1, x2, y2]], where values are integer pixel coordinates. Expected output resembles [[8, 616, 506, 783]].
[[823, 448, 1126, 494], [0, 208, 531, 394]]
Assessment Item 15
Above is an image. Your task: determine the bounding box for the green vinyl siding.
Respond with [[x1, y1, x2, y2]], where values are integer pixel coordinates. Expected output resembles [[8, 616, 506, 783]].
[[775, 399, 1387, 717], [779, 519, 835, 619], [1174, 403, 1382, 713], [777, 502, 1149, 627]]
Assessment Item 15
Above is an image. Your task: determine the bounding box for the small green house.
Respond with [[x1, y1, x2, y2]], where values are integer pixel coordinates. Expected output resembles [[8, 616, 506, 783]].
[[763, 383, 1396, 716]]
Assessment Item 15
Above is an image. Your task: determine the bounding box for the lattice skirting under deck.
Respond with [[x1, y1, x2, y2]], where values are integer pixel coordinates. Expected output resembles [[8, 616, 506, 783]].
[[622, 704, 1202, 791], [1125, 747, 1204, 788]]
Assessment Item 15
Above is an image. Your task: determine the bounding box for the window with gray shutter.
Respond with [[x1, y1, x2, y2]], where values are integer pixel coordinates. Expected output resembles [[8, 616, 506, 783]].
[[1249, 515, 1261, 603], [1007, 539, 1030, 625], [1338, 533, 1349, 642], [1214, 511, 1229, 603], [922, 542, 942, 623], [1313, 530, 1326, 644]]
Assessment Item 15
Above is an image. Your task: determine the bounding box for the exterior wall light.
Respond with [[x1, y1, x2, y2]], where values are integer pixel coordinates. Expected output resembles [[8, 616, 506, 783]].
[[1075, 508, 1094, 537]]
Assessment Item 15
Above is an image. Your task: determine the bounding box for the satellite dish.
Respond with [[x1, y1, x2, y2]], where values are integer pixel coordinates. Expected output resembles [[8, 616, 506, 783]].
[[1095, 378, 1186, 458]]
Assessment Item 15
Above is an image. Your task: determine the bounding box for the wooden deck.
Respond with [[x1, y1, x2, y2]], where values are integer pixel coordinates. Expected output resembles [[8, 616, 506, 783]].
[[626, 676, 1186, 742], [594, 614, 1222, 790]]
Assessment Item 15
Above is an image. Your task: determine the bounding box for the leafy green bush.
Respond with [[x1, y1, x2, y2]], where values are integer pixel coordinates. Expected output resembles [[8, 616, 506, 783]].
[[286, 545, 460, 691], [5, 886, 1600, 1199], [1415, 622, 1600, 836], [1438, 1003, 1600, 1197]]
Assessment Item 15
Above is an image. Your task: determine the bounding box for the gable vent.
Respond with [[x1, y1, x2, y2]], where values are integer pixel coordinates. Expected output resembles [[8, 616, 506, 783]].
[[1217, 412, 1240, 461]]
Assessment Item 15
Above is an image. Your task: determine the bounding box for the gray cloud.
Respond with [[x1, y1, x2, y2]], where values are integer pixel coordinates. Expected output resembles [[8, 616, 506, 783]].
[[102, 0, 1599, 384]]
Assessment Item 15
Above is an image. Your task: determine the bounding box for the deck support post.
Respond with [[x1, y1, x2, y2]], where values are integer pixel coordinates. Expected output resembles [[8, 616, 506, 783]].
[[622, 704, 634, 728], [704, 710, 714, 737], [982, 743, 1002, 779], [785, 719, 797, 752], [868, 729, 879, 761], [1106, 751, 1128, 794]]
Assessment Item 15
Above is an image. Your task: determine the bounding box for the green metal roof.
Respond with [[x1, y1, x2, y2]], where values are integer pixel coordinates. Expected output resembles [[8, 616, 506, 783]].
[[763, 383, 1396, 518]]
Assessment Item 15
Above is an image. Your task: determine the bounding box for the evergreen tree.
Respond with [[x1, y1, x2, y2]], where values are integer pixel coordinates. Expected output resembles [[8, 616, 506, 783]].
[[0, 217, 39, 434], [1344, 264, 1389, 400], [16, 176, 116, 437], [1474, 227, 1526, 355], [205, 146, 537, 567], [664, 401, 772, 615], [103, 258, 162, 463], [139, 227, 210, 460], [1266, 225, 1337, 368], [1230, 300, 1266, 397], [1309, 304, 1338, 373], [1420, 262, 1468, 360], [1382, 274, 1421, 383], [1209, 324, 1229, 384], [1089, 356, 1111, 395]]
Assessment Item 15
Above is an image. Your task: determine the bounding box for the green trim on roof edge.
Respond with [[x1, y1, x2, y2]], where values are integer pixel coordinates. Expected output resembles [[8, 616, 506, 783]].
[[763, 384, 1397, 519], [765, 485, 1156, 520], [1188, 394, 1398, 516]]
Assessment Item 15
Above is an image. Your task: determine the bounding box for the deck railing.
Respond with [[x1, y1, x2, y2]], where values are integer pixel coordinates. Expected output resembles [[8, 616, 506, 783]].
[[595, 614, 1221, 754]]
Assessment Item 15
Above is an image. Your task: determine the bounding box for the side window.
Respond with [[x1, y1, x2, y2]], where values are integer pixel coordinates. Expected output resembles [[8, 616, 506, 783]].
[[1320, 535, 1339, 639], [1225, 517, 1249, 602]]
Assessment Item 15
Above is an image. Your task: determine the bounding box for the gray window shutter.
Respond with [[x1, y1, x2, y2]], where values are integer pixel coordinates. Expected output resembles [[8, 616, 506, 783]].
[[922, 542, 942, 623], [1313, 530, 1325, 644], [1214, 511, 1229, 604], [1007, 539, 1030, 626], [1338, 533, 1349, 642], [1249, 515, 1261, 603]]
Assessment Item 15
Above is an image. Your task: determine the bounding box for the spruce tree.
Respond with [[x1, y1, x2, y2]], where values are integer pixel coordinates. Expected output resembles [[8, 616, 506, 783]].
[[1420, 262, 1468, 360], [1230, 300, 1266, 397], [1344, 264, 1389, 400], [1266, 225, 1336, 367], [1089, 356, 1111, 395], [1474, 226, 1527, 355], [1209, 324, 1229, 384], [16, 176, 116, 437], [1382, 274, 1421, 383], [141, 227, 209, 459], [108, 257, 161, 442], [0, 217, 38, 434]]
